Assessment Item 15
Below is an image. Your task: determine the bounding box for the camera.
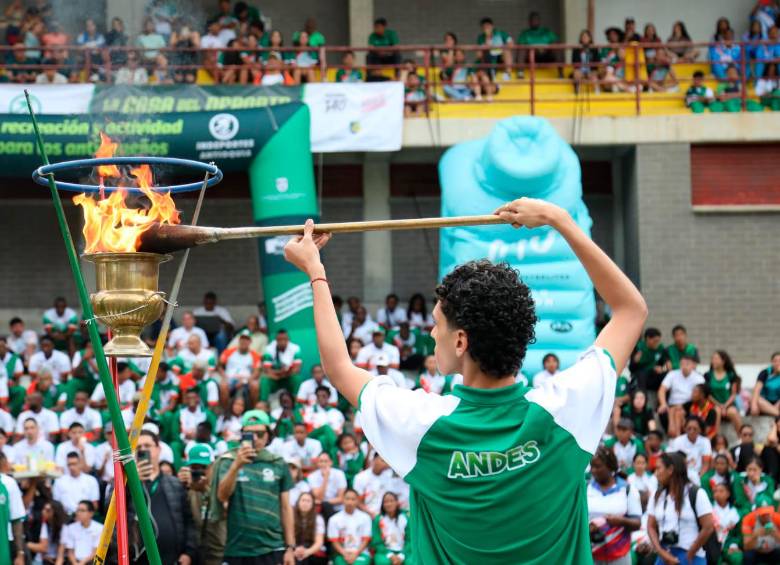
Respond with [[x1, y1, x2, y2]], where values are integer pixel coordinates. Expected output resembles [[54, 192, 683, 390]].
[[590, 529, 606, 544], [660, 531, 679, 546]]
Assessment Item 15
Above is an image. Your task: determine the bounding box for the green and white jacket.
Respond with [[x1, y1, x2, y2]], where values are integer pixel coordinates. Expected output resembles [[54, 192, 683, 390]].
[[357, 346, 616, 564]]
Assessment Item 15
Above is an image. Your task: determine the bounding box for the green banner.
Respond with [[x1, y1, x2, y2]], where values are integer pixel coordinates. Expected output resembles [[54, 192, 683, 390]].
[[0, 105, 303, 174], [249, 105, 319, 385], [89, 84, 302, 114]]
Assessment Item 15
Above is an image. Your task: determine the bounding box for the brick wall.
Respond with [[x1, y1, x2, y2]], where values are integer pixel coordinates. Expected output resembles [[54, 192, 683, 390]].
[[390, 197, 440, 301], [320, 197, 364, 298], [372, 0, 560, 45], [691, 144, 780, 206], [635, 144, 780, 363]]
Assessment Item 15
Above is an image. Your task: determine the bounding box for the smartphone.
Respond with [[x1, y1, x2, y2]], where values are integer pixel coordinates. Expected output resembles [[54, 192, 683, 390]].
[[191, 469, 204, 482], [137, 449, 151, 463], [241, 431, 254, 446]]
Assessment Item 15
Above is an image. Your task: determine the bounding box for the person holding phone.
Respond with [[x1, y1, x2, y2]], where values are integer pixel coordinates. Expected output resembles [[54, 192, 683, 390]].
[[215, 409, 296, 565], [128, 430, 196, 565]]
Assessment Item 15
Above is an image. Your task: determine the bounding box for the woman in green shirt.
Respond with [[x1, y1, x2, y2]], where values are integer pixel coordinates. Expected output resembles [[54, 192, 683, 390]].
[[705, 350, 742, 433], [371, 491, 412, 565], [336, 432, 365, 487]]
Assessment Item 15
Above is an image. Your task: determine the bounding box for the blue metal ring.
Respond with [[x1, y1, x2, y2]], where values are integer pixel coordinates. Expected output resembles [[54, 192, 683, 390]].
[[32, 157, 223, 193]]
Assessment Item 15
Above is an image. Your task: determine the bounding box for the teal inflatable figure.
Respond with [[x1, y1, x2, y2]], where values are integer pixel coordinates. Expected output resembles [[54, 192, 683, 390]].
[[439, 116, 596, 377]]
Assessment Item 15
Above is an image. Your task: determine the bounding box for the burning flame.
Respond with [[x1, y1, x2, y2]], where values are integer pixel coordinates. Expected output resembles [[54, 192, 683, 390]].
[[73, 133, 180, 253]]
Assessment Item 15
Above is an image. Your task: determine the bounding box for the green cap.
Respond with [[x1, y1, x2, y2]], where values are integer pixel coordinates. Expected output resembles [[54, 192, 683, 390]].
[[755, 493, 775, 509], [242, 409, 271, 427], [187, 443, 214, 466], [238, 329, 252, 339]]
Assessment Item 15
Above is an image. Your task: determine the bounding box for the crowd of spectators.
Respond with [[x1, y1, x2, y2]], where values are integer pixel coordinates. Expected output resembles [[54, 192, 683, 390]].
[[0, 290, 442, 563], [2, 286, 780, 563], [589, 324, 780, 564], [1, 0, 779, 114]]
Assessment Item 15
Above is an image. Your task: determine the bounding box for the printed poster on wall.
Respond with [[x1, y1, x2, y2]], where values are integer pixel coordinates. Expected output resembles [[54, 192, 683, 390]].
[[304, 82, 404, 152]]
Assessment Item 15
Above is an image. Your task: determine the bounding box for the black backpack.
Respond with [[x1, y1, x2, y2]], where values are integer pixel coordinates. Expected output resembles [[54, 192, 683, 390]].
[[688, 484, 722, 565]]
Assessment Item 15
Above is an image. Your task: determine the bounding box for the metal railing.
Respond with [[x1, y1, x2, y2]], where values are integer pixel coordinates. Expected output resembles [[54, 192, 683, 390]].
[[3, 40, 778, 116]]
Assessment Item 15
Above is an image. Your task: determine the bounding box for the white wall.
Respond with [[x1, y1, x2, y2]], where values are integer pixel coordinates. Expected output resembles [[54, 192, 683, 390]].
[[594, 0, 756, 43]]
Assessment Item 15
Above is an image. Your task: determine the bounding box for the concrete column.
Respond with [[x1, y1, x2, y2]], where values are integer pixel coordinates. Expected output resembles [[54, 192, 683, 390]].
[[349, 0, 373, 64], [562, 0, 589, 45], [105, 0, 145, 41], [362, 153, 393, 304]]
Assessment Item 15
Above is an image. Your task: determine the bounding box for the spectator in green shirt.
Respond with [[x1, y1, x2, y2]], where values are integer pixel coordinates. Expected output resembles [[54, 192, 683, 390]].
[[517, 11, 560, 74], [215, 409, 296, 564], [293, 17, 326, 58], [667, 324, 700, 370], [367, 17, 400, 78], [477, 17, 513, 81], [335, 51, 363, 82], [629, 327, 669, 391]]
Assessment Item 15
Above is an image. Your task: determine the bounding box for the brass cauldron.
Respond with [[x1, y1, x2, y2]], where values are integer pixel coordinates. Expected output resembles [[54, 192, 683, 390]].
[[83, 252, 171, 357]]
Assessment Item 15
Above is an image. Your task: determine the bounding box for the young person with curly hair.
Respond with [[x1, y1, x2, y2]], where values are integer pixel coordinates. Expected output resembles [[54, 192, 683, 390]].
[[283, 197, 647, 563]]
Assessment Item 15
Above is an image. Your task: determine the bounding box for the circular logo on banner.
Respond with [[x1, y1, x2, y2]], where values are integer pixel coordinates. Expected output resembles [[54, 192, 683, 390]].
[[275, 177, 289, 193], [208, 113, 239, 140], [10, 92, 40, 114]]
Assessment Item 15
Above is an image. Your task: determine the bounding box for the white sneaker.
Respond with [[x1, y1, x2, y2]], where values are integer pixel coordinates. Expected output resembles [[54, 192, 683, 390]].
[[502, 71, 511, 81]]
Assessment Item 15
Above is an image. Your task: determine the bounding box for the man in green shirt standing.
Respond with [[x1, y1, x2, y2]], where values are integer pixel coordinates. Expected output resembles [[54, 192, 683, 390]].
[[367, 17, 400, 74], [283, 197, 647, 563], [216, 410, 295, 565], [517, 12, 560, 75], [630, 327, 669, 391]]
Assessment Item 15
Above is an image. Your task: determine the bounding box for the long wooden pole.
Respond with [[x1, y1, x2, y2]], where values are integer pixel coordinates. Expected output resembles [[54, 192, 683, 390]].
[[140, 214, 508, 253]]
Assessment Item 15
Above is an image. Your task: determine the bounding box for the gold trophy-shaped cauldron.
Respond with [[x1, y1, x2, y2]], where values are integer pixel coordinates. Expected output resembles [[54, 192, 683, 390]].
[[83, 252, 171, 357]]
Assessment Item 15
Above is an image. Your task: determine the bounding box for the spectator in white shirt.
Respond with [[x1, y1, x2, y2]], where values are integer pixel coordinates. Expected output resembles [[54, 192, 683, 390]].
[[90, 362, 136, 410], [12, 417, 55, 467], [42, 298, 78, 350], [344, 306, 378, 345], [327, 489, 372, 563], [167, 311, 209, 353], [94, 423, 115, 482], [193, 291, 234, 353], [59, 500, 102, 563], [296, 364, 338, 407], [59, 391, 102, 439], [340, 296, 364, 331], [304, 386, 345, 436], [201, 18, 227, 49], [15, 393, 60, 441], [308, 452, 348, 514], [658, 354, 705, 437], [6, 316, 38, 358], [418, 355, 445, 393], [35, 58, 68, 83], [28, 337, 71, 385], [372, 354, 412, 389], [407, 293, 434, 332], [114, 49, 148, 84], [55, 422, 96, 472], [531, 353, 560, 388], [283, 422, 323, 474], [667, 415, 712, 486], [376, 294, 407, 329], [353, 455, 395, 518], [52, 452, 100, 515], [356, 330, 401, 370]]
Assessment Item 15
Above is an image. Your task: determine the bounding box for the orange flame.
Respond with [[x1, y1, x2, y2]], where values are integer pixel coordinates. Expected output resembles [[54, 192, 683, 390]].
[[95, 132, 121, 178], [73, 133, 180, 253]]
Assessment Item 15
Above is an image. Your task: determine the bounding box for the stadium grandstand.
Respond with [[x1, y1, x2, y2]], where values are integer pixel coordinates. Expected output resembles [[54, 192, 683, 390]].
[[1, 0, 780, 563]]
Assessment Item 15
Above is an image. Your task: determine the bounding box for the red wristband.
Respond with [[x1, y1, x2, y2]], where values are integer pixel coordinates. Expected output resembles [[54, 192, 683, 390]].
[[310, 277, 328, 286]]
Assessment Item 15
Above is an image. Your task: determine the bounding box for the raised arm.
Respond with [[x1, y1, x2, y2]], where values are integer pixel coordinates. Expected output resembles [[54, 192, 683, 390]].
[[497, 198, 647, 373], [284, 221, 372, 407]]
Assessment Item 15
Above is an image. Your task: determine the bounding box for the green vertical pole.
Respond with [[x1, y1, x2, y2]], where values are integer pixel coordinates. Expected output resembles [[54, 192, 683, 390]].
[[24, 91, 162, 565]]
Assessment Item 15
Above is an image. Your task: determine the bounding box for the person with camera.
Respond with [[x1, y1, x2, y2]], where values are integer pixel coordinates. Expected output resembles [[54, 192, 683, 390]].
[[587, 445, 642, 565], [215, 409, 296, 565], [648, 452, 715, 565], [128, 429, 196, 565], [179, 443, 224, 565]]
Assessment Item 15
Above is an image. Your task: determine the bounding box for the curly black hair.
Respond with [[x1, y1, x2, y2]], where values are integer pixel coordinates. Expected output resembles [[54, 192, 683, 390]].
[[434, 260, 536, 378]]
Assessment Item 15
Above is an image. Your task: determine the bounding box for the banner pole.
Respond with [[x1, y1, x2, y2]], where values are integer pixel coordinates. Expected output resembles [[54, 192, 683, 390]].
[[24, 90, 163, 565]]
